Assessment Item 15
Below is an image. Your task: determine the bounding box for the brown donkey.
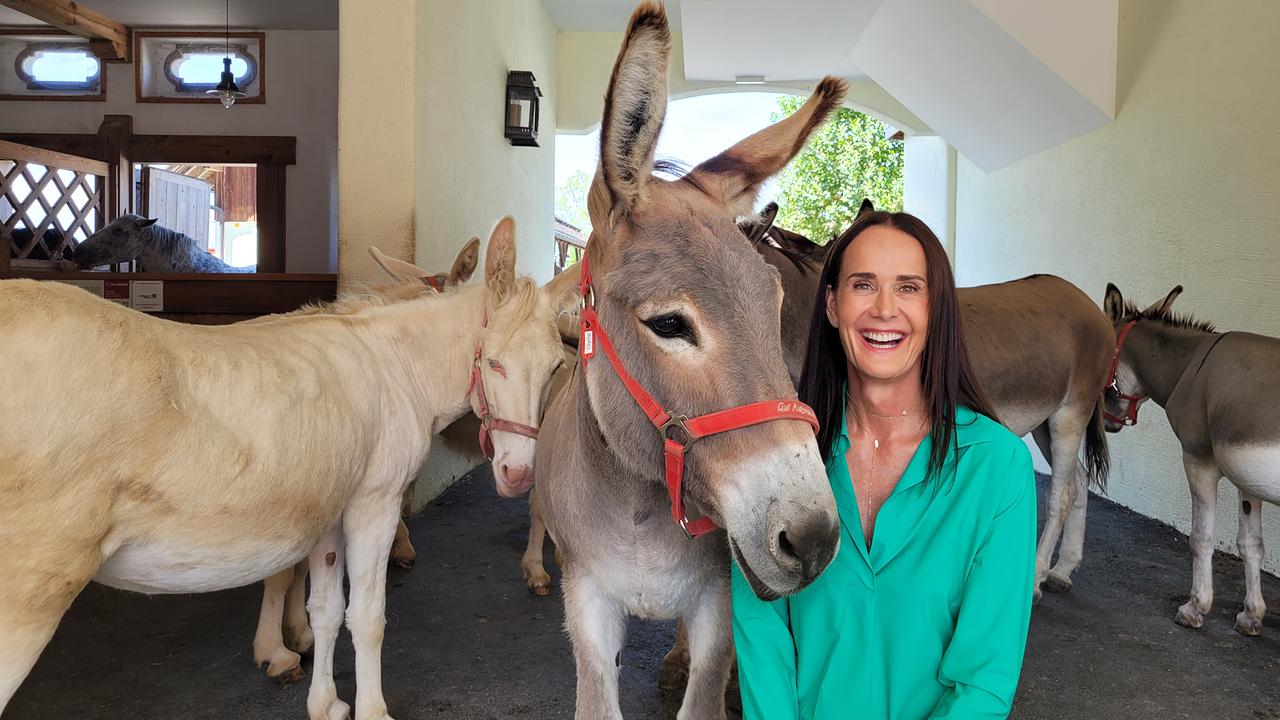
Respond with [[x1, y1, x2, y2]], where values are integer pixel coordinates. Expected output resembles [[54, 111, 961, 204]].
[[1103, 284, 1280, 637], [531, 3, 844, 718]]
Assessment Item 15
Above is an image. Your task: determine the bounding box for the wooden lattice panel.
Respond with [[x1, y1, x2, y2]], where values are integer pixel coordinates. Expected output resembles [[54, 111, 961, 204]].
[[0, 140, 109, 266]]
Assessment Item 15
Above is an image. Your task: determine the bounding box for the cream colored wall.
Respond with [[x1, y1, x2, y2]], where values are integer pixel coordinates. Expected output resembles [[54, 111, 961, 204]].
[[2, 31, 339, 273], [411, 0, 559, 504], [338, 0, 415, 288], [954, 0, 1280, 570], [555, 31, 929, 135]]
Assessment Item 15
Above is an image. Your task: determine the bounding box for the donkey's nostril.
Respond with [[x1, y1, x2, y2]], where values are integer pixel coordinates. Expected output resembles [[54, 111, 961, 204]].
[[777, 530, 797, 563]]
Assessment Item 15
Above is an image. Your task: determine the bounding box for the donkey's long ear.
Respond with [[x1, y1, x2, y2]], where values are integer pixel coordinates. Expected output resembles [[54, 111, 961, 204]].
[[484, 216, 517, 301], [138, 217, 159, 228], [858, 198, 875, 217], [542, 262, 583, 314], [369, 246, 430, 283], [1103, 283, 1125, 322], [449, 237, 481, 286], [737, 202, 779, 245], [1142, 285, 1183, 317], [689, 77, 847, 217], [591, 2, 670, 228]]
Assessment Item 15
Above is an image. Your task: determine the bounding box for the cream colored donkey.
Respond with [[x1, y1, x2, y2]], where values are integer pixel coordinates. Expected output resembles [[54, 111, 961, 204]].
[[249, 237, 482, 683], [0, 217, 578, 720]]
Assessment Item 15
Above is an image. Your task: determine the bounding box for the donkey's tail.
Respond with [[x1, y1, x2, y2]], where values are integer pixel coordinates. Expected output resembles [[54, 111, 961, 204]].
[[1083, 396, 1110, 492]]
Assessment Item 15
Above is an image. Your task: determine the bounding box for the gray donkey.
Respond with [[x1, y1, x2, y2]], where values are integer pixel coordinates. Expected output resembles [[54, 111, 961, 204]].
[[1104, 284, 1280, 637], [532, 4, 843, 718], [72, 214, 256, 273]]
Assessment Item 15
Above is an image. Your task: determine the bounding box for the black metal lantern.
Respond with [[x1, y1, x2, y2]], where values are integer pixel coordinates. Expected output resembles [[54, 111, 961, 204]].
[[504, 71, 542, 147]]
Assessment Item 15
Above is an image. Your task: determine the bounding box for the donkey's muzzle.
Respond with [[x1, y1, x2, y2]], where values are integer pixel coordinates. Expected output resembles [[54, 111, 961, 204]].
[[771, 512, 840, 586]]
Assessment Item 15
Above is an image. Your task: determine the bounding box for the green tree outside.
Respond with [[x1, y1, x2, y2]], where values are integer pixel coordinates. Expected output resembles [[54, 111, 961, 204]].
[[771, 95, 904, 244]]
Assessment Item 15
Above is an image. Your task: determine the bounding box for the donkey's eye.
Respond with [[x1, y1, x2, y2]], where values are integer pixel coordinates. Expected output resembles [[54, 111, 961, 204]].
[[488, 358, 508, 378], [643, 313, 695, 343]]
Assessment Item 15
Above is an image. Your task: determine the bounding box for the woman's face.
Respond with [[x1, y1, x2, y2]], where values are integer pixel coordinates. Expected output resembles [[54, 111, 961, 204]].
[[825, 225, 929, 384]]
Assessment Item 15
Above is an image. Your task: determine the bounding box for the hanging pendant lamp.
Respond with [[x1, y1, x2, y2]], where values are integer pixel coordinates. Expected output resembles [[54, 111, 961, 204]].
[[207, 0, 247, 108]]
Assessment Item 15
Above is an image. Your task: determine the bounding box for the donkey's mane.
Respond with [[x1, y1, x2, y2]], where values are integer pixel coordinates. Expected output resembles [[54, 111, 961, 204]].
[[290, 280, 438, 317], [488, 277, 543, 349], [1122, 300, 1217, 333]]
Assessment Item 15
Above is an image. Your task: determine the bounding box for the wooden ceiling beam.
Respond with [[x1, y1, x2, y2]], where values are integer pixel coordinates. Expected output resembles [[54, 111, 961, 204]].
[[0, 0, 131, 61]]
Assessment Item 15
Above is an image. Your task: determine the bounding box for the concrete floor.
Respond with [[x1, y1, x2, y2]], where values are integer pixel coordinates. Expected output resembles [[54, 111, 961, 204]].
[[8, 469, 1280, 719]]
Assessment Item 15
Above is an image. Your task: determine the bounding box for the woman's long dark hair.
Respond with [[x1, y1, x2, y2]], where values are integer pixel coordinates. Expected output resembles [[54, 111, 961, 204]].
[[797, 209, 998, 480]]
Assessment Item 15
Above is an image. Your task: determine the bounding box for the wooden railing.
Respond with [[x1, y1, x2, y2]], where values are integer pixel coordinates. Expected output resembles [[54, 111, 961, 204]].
[[0, 139, 110, 273]]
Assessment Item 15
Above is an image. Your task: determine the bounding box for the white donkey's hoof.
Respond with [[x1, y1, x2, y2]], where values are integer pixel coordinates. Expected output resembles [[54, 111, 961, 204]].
[[1043, 573, 1073, 594], [1175, 601, 1205, 629], [1235, 611, 1263, 637], [309, 698, 351, 720]]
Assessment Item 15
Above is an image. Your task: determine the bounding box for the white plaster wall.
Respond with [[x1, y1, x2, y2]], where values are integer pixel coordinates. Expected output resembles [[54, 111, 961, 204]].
[[415, 0, 558, 283], [555, 31, 929, 135], [954, 0, 1280, 569], [412, 0, 559, 503], [903, 135, 956, 260], [0, 31, 339, 273], [338, 0, 415, 288]]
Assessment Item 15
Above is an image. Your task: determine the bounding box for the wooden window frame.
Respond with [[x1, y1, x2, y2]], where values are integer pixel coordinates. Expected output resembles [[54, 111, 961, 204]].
[[0, 30, 106, 102], [134, 31, 266, 106]]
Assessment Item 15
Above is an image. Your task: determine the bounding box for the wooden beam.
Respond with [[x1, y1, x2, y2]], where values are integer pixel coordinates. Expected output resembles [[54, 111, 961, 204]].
[[98, 114, 132, 220], [130, 135, 297, 165], [0, 0, 130, 61], [0, 139, 109, 176], [0, 133, 102, 159]]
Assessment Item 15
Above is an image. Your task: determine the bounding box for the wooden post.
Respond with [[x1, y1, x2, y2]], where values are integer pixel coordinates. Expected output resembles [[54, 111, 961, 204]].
[[256, 164, 287, 273], [97, 115, 132, 221]]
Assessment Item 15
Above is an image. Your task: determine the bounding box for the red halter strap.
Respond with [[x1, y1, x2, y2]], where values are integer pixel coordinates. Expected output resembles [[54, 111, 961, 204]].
[[466, 306, 540, 460], [576, 255, 821, 538], [1103, 319, 1146, 427]]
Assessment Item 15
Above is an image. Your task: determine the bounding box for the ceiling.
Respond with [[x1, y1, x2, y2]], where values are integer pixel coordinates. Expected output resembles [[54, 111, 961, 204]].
[[541, 0, 683, 31], [0, 0, 337, 30]]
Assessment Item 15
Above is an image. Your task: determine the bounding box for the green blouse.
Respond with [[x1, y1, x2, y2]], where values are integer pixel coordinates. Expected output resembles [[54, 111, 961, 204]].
[[732, 405, 1036, 719]]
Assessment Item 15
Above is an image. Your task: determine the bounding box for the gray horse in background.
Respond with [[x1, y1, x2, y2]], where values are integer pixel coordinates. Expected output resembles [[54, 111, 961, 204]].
[[72, 214, 256, 273]]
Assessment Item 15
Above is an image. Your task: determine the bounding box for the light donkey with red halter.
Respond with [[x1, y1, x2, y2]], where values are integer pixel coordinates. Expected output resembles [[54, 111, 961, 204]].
[[0, 216, 576, 720], [1102, 283, 1280, 637], [531, 3, 843, 718], [249, 237, 483, 684]]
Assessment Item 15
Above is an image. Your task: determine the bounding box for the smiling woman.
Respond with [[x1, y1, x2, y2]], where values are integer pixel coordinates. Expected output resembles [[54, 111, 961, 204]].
[[733, 208, 1038, 720]]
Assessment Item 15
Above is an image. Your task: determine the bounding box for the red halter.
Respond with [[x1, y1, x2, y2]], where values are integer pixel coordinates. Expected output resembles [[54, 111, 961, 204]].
[[576, 255, 821, 538], [1103, 320, 1146, 427], [467, 307, 541, 460]]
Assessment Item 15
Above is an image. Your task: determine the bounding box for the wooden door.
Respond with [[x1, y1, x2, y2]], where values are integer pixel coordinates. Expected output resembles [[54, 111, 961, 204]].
[[140, 166, 211, 250]]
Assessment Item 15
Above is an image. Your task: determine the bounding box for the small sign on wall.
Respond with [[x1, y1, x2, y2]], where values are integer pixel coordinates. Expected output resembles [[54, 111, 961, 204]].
[[104, 280, 131, 307], [131, 281, 164, 312]]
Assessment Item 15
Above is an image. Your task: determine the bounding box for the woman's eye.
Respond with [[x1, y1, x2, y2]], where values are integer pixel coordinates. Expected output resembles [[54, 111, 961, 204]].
[[643, 313, 694, 342], [852, 281, 875, 292], [898, 284, 922, 294]]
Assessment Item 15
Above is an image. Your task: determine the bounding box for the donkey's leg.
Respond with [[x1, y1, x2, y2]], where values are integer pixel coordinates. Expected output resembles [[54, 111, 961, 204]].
[[1030, 420, 1081, 601], [522, 493, 553, 596], [343, 498, 403, 720], [284, 559, 315, 655], [1046, 460, 1090, 593], [307, 526, 351, 720], [1176, 453, 1221, 629], [388, 518, 416, 570], [254, 565, 305, 683], [0, 564, 93, 714], [658, 620, 691, 691], [563, 570, 626, 720], [677, 584, 732, 720], [1234, 489, 1266, 636]]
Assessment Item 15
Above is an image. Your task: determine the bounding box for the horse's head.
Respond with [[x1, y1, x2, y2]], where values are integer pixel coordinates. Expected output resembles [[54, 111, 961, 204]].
[[72, 215, 157, 269], [1101, 283, 1184, 432], [582, 1, 841, 599], [473, 217, 580, 497]]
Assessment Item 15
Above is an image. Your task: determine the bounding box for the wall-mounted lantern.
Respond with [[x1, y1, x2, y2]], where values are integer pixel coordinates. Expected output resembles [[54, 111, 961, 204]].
[[504, 71, 542, 147]]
